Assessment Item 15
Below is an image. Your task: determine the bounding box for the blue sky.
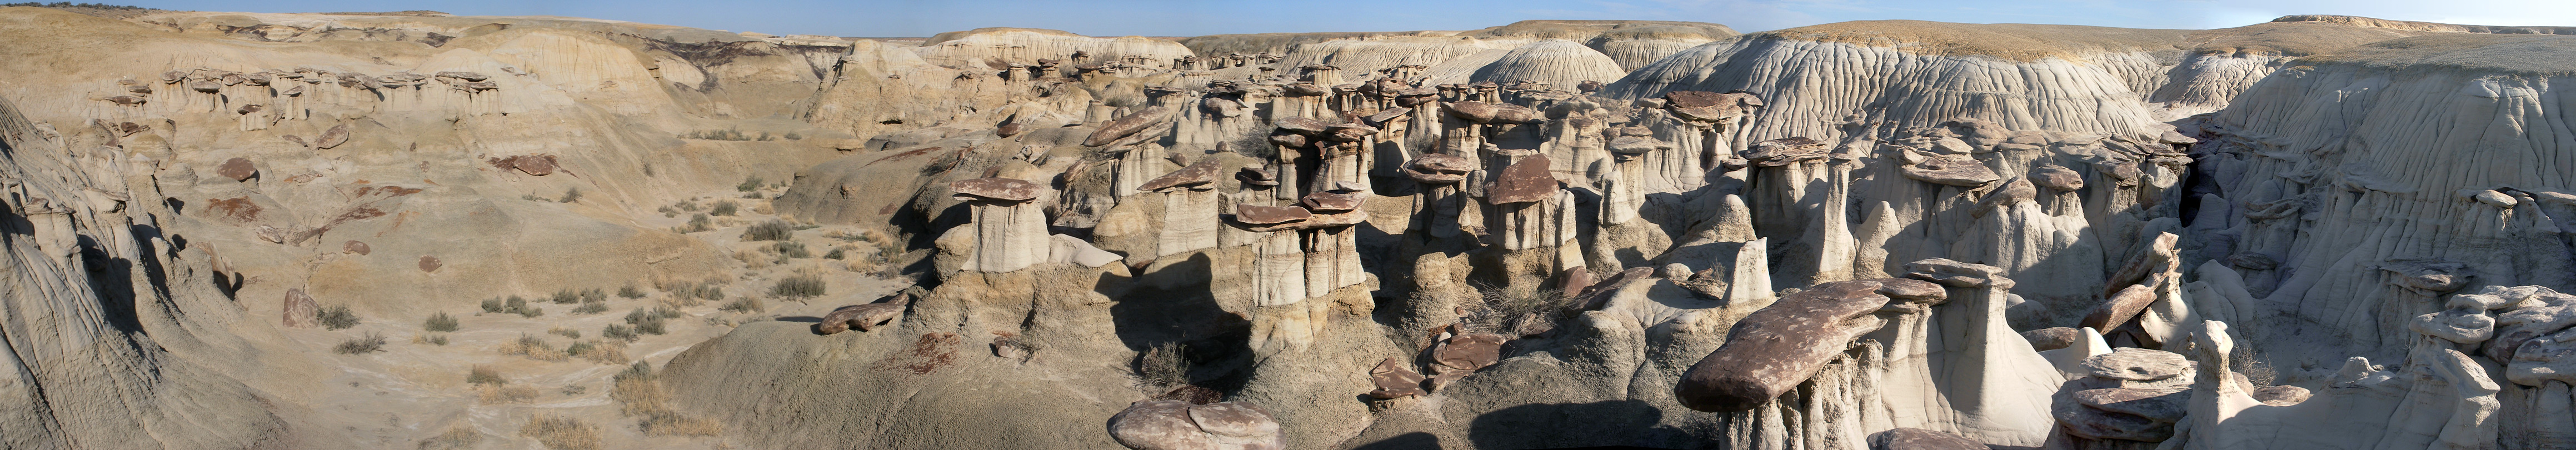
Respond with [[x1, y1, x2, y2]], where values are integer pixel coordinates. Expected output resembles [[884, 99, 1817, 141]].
[[113, 0, 2576, 37]]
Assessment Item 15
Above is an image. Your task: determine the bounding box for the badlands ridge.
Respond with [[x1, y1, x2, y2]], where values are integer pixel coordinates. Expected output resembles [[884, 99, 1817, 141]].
[[3, 5, 2576, 449]]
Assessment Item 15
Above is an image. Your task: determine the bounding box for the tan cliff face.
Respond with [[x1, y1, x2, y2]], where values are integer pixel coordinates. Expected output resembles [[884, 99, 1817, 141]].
[[6, 4, 2576, 450]]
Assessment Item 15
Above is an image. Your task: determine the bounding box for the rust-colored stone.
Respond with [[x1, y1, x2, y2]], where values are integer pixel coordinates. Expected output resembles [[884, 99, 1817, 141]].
[[217, 157, 257, 181], [1484, 156, 1557, 204]]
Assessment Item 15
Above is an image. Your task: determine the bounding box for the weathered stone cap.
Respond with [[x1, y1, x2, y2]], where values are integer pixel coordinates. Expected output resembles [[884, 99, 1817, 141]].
[[952, 177, 1042, 203]]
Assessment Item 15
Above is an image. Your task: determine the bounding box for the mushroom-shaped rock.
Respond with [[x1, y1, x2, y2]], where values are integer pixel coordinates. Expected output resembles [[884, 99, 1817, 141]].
[[1367, 358, 1427, 399], [1902, 258, 2011, 289], [418, 256, 442, 273], [1232, 205, 1311, 232], [1138, 160, 1221, 192], [1900, 154, 2000, 187], [1267, 133, 1309, 149], [1607, 136, 1671, 156], [1742, 137, 1829, 166], [1322, 123, 1379, 143], [1274, 117, 1332, 136], [217, 157, 258, 181], [1676, 279, 1945, 412], [816, 302, 906, 334], [1284, 83, 1328, 97], [1297, 192, 1364, 213], [1107, 400, 1286, 450], [2079, 348, 2190, 382], [315, 124, 351, 149], [952, 178, 1042, 204], [1869, 428, 1986, 450], [1445, 101, 1501, 123], [1084, 106, 1174, 147], [2379, 259, 2470, 294], [1663, 91, 1763, 122], [2028, 164, 2085, 191], [342, 240, 371, 256], [1236, 167, 1279, 187], [1361, 107, 1411, 125], [1484, 156, 1557, 204], [1405, 154, 1473, 184]]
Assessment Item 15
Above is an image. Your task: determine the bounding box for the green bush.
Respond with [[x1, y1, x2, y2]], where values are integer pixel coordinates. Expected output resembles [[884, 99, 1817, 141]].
[[710, 201, 737, 217], [565, 341, 596, 357], [480, 298, 505, 313], [551, 289, 579, 304], [425, 312, 460, 332], [572, 302, 608, 314], [318, 304, 360, 330], [770, 275, 826, 299], [743, 220, 793, 241], [625, 309, 668, 336]]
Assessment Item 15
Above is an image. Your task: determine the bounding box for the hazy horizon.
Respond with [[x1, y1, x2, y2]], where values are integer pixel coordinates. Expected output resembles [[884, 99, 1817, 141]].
[[97, 0, 2576, 38]]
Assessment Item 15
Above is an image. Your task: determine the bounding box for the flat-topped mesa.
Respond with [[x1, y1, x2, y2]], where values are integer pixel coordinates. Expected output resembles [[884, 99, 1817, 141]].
[[1675, 278, 1946, 412]]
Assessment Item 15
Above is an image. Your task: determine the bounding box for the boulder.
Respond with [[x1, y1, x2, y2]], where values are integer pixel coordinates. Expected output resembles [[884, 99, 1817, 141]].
[[1869, 428, 1986, 450], [342, 241, 370, 256], [1484, 156, 1557, 204], [2080, 283, 2158, 331], [315, 124, 350, 149], [2029, 164, 2084, 191], [418, 256, 442, 273], [1236, 167, 1279, 187], [282, 288, 318, 328], [817, 301, 907, 334], [1107, 400, 1286, 450], [2079, 348, 2190, 381], [217, 157, 258, 182], [1367, 358, 1427, 399], [2024, 327, 2080, 351]]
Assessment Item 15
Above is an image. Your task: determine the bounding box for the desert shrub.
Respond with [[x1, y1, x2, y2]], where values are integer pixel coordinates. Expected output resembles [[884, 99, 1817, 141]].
[[1137, 342, 1189, 387], [581, 288, 607, 303], [423, 312, 459, 332], [413, 334, 450, 346], [548, 327, 581, 339], [518, 415, 601, 450], [416, 425, 482, 450], [571, 302, 608, 314], [559, 187, 581, 203], [467, 365, 506, 386], [824, 248, 846, 259], [675, 201, 701, 212], [617, 284, 645, 299], [718, 297, 764, 313], [655, 304, 685, 318], [737, 176, 763, 192], [565, 341, 594, 357], [771, 274, 826, 299], [332, 332, 387, 354], [318, 304, 360, 329], [617, 361, 653, 382], [500, 334, 566, 362], [550, 289, 579, 304], [479, 384, 539, 404], [1464, 284, 1572, 336], [783, 132, 802, 140], [516, 304, 544, 318], [601, 323, 640, 342], [676, 213, 713, 233], [639, 411, 723, 437], [561, 384, 587, 396], [625, 309, 668, 336], [770, 241, 811, 259], [743, 220, 793, 241], [480, 298, 505, 313], [575, 341, 628, 364], [710, 200, 738, 216], [741, 191, 764, 199]]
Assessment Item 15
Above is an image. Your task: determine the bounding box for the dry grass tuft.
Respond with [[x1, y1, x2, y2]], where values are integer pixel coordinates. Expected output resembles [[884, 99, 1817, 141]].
[[416, 425, 482, 450], [476, 384, 539, 404], [519, 414, 601, 450], [498, 334, 567, 362]]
